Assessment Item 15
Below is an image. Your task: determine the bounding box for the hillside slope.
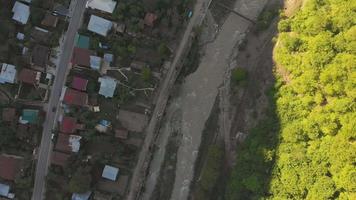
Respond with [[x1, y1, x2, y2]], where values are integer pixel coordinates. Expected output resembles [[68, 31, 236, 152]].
[[227, 0, 356, 199]]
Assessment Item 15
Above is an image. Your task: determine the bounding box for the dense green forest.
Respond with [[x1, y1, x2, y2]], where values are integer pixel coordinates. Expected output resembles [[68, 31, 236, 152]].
[[227, 0, 355, 199]]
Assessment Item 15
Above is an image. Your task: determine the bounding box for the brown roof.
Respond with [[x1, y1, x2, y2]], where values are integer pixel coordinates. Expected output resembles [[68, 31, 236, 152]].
[[72, 47, 92, 67], [144, 13, 158, 27], [32, 45, 50, 68], [0, 154, 23, 180], [55, 134, 71, 153], [41, 13, 59, 27], [51, 151, 70, 167], [2, 108, 16, 122], [18, 68, 39, 84], [63, 88, 88, 106], [115, 128, 128, 139]]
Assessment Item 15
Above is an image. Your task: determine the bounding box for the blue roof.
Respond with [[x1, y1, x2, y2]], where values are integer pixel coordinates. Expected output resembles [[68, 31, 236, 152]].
[[102, 165, 119, 181], [0, 183, 10, 197], [104, 53, 113, 64], [99, 120, 111, 127], [98, 76, 117, 98], [90, 56, 101, 70], [72, 191, 91, 200]]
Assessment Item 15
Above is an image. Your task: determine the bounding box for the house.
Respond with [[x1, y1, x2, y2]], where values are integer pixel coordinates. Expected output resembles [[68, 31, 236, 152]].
[[41, 13, 59, 27], [144, 13, 158, 27], [63, 88, 88, 106], [0, 63, 16, 84], [53, 4, 69, 16], [12, 1, 30, 24], [18, 68, 40, 85], [72, 76, 88, 91], [75, 34, 90, 49], [0, 183, 12, 198], [95, 119, 111, 133], [60, 116, 79, 134], [19, 109, 39, 124], [16, 32, 25, 40], [32, 44, 50, 68], [72, 191, 92, 200], [102, 165, 119, 181], [55, 134, 82, 153], [98, 76, 117, 98], [118, 109, 148, 132], [86, 0, 117, 14], [72, 47, 92, 67], [51, 151, 70, 167], [87, 15, 113, 36], [103, 53, 113, 65], [130, 60, 148, 72], [90, 56, 102, 70], [0, 154, 23, 181], [31, 27, 51, 43], [115, 128, 128, 139], [2, 108, 16, 122]]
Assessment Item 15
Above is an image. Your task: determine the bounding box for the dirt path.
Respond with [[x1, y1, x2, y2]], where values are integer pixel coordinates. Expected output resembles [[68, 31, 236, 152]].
[[169, 0, 267, 199]]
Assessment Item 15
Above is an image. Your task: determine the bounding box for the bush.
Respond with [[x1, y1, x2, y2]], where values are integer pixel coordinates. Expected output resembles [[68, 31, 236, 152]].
[[231, 68, 247, 85]]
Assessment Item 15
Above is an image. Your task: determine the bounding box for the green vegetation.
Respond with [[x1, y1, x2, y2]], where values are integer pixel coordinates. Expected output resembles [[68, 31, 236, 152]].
[[227, 0, 356, 199], [231, 68, 248, 85], [68, 167, 92, 193]]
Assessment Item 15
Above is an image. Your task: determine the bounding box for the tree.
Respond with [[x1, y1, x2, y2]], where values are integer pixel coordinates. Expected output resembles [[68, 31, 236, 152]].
[[231, 68, 247, 85], [141, 67, 152, 82], [68, 167, 92, 193]]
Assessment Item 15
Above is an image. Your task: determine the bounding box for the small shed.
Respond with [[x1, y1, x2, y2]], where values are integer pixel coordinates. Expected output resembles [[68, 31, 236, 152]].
[[102, 165, 119, 181], [90, 56, 102, 70]]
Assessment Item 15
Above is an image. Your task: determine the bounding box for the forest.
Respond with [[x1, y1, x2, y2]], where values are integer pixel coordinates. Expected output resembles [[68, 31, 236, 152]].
[[227, 0, 355, 199]]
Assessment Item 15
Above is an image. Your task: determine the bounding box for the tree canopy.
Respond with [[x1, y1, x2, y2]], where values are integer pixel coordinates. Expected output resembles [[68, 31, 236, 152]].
[[227, 0, 356, 199]]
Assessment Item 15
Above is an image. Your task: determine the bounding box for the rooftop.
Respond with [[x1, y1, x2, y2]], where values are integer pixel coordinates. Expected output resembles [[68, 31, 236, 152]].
[[60, 116, 77, 134], [20, 109, 39, 124], [51, 151, 70, 167], [72, 76, 88, 91], [98, 76, 117, 98], [90, 56, 102, 70], [41, 13, 59, 27], [72, 191, 92, 200], [18, 68, 39, 84], [0, 154, 23, 181], [55, 134, 82, 153], [63, 88, 88, 106], [87, 15, 112, 36], [72, 47, 92, 67], [87, 0, 117, 14], [12, 1, 30, 24], [102, 165, 119, 181], [75, 34, 90, 49], [0, 63, 16, 84], [0, 183, 10, 197]]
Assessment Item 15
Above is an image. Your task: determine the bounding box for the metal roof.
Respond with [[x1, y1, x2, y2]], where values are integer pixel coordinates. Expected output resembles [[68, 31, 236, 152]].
[[90, 56, 102, 70], [87, 15, 112, 36], [102, 165, 119, 181], [0, 183, 10, 197], [98, 76, 117, 98], [0, 64, 16, 84], [12, 1, 30, 24], [86, 0, 117, 14], [72, 191, 92, 200]]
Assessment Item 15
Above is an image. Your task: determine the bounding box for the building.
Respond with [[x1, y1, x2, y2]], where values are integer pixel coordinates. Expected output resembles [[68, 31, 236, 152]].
[[32, 44, 50, 68], [98, 76, 117, 98], [18, 68, 40, 85], [51, 151, 70, 167], [12, 1, 30, 24], [72, 76, 88, 91], [103, 53, 113, 65], [41, 13, 59, 27], [53, 3, 69, 16], [19, 109, 39, 124], [144, 13, 158, 27], [0, 183, 11, 198], [16, 32, 25, 40], [72, 191, 92, 200], [95, 119, 111, 133], [75, 34, 90, 49], [31, 27, 51, 43], [60, 116, 78, 134], [102, 165, 119, 181], [87, 15, 113, 36], [2, 108, 16, 122], [0, 154, 23, 181], [63, 88, 88, 106], [86, 0, 117, 13], [118, 109, 149, 132], [0, 64, 16, 84], [72, 47, 92, 67], [115, 128, 128, 139], [90, 56, 102, 70], [55, 134, 82, 153]]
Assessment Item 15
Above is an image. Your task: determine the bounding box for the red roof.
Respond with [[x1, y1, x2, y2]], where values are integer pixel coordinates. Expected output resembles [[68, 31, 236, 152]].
[[63, 88, 88, 106], [18, 68, 38, 84], [2, 108, 16, 122], [72, 47, 91, 67], [144, 13, 158, 27], [51, 151, 70, 167], [0, 155, 23, 180], [72, 76, 88, 91], [55, 134, 71, 153], [60, 116, 77, 134]]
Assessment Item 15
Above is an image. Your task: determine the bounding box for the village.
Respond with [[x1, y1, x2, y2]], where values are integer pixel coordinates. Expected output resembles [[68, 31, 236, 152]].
[[0, 0, 193, 199]]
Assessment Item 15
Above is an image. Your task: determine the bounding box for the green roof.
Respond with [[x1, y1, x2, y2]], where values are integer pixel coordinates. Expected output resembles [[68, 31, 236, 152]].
[[22, 109, 39, 124], [75, 34, 90, 49]]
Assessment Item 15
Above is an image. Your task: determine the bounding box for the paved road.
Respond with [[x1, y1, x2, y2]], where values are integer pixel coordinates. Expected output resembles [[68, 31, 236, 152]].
[[31, 1, 87, 199], [126, 1, 212, 199]]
